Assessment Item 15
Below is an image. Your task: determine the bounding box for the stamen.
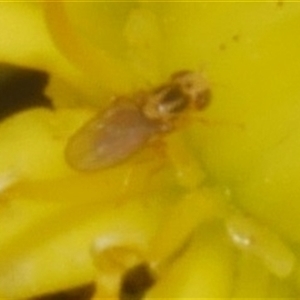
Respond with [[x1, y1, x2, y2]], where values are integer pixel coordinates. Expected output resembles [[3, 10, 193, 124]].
[[43, 2, 132, 93]]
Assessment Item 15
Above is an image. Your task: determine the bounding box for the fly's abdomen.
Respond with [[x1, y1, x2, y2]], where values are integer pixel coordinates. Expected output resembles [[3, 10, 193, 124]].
[[65, 104, 160, 171]]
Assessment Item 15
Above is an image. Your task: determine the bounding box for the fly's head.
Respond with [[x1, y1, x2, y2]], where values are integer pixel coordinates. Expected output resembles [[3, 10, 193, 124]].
[[171, 70, 211, 110], [142, 71, 211, 126]]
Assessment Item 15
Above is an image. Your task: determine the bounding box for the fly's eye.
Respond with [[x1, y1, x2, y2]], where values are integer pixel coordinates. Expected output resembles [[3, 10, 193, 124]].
[[158, 86, 189, 115]]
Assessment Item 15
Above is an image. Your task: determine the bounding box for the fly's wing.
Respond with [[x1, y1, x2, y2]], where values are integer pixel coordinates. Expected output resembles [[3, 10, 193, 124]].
[[65, 103, 160, 171]]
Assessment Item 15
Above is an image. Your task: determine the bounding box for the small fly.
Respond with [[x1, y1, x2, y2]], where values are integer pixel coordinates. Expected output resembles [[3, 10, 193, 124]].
[[65, 71, 211, 171]]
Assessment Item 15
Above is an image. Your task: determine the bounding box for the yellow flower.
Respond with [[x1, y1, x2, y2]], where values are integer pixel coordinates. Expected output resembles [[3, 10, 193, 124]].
[[0, 1, 300, 299]]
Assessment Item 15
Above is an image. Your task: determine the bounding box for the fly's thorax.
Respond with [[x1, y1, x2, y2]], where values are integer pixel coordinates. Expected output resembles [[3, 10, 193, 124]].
[[141, 84, 190, 123]]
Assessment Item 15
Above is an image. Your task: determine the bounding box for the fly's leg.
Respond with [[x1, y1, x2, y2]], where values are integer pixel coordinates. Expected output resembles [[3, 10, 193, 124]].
[[164, 131, 206, 190], [89, 132, 225, 299], [141, 131, 227, 274]]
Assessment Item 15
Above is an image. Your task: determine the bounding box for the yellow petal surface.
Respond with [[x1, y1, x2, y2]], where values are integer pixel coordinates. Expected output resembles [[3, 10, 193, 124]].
[[0, 1, 300, 299]]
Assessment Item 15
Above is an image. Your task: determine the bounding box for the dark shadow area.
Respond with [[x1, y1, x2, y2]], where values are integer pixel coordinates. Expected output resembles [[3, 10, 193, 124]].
[[0, 62, 52, 121]]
